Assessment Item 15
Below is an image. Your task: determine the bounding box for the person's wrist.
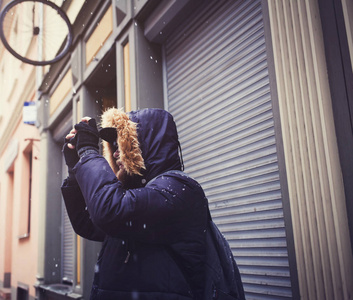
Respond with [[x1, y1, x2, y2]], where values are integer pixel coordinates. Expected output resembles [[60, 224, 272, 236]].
[[75, 133, 99, 151], [67, 168, 77, 184], [68, 168, 75, 177], [62, 142, 79, 169], [77, 146, 99, 158]]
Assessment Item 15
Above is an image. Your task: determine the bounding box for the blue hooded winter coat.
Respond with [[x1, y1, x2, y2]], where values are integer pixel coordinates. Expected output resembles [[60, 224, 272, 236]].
[[61, 109, 208, 300]]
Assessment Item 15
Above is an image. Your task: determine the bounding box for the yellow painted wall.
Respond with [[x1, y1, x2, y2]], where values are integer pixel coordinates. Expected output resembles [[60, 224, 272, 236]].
[[50, 69, 72, 116], [85, 5, 113, 66]]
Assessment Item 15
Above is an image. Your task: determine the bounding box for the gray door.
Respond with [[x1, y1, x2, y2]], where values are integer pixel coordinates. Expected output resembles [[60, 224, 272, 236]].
[[164, 0, 293, 299]]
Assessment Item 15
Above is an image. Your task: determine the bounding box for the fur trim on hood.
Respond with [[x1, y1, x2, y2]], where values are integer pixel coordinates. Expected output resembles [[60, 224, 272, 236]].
[[100, 108, 145, 176]]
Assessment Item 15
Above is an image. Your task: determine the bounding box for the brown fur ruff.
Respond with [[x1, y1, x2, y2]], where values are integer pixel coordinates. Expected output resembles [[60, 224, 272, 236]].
[[100, 108, 145, 176]]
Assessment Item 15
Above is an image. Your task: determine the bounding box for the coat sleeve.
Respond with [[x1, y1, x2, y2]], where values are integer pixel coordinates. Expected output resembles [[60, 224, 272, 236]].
[[61, 178, 106, 242], [73, 153, 204, 241]]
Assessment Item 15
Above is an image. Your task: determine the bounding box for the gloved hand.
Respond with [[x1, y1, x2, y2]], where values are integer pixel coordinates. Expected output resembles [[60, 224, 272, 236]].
[[74, 118, 99, 153], [62, 138, 79, 181]]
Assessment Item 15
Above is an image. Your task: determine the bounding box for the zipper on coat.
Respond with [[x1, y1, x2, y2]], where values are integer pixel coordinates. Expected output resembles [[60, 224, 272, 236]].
[[124, 251, 131, 263]]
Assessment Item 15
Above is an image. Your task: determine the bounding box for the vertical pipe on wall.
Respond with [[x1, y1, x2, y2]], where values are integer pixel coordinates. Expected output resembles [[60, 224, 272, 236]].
[[36, 130, 48, 288]]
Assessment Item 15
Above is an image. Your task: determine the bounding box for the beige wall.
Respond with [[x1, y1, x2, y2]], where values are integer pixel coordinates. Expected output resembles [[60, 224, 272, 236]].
[[267, 0, 353, 299]]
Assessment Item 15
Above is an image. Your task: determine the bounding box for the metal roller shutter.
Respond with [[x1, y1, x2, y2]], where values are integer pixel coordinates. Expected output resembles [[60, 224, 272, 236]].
[[164, 0, 292, 299], [62, 205, 75, 283]]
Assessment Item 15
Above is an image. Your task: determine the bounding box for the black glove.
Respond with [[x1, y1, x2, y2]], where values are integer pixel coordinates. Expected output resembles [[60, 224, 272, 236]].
[[74, 118, 99, 153], [62, 139, 79, 181]]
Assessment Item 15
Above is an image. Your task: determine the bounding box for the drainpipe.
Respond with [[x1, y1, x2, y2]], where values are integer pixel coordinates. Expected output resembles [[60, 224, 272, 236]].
[[34, 3, 46, 300]]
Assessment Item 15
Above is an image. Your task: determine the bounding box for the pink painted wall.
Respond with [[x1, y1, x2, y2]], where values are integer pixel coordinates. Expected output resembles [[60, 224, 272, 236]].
[[0, 117, 40, 298]]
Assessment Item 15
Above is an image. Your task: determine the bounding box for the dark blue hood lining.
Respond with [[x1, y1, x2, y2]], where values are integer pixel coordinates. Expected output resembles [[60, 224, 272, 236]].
[[128, 109, 182, 183]]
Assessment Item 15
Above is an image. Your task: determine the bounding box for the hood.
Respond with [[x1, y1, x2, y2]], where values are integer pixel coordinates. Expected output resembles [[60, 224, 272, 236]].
[[100, 108, 182, 185]]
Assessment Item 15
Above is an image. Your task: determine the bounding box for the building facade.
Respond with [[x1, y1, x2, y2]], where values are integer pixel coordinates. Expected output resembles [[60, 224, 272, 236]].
[[0, 0, 352, 299], [0, 0, 42, 299]]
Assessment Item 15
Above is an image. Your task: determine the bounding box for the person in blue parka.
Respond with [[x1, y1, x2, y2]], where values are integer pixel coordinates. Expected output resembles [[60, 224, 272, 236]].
[[61, 108, 208, 300]]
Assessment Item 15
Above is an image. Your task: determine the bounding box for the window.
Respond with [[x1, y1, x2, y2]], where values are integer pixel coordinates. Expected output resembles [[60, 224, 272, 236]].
[[4, 170, 14, 287], [17, 284, 29, 300], [123, 42, 131, 112], [0, 65, 4, 120], [18, 150, 32, 239], [76, 97, 81, 122]]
